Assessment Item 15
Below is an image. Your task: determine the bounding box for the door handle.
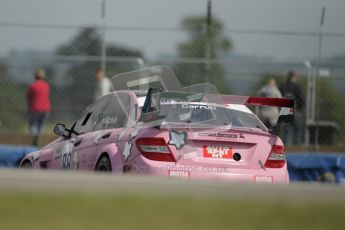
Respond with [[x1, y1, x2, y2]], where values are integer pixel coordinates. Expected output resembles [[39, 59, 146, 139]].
[[94, 132, 111, 145], [101, 133, 111, 139]]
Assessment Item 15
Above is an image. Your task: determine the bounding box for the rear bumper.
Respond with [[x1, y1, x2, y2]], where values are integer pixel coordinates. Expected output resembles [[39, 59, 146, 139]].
[[134, 156, 289, 184]]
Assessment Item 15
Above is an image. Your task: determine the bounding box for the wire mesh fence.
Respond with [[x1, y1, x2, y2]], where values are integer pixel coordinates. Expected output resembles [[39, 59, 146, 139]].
[[1, 7, 345, 150], [1, 54, 344, 150]]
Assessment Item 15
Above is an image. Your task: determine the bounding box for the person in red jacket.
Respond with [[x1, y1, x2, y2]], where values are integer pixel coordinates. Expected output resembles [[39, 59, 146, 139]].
[[27, 68, 51, 146]]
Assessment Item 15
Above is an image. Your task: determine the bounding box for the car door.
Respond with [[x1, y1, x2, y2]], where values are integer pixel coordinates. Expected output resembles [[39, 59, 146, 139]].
[[52, 93, 133, 171], [51, 95, 111, 170], [82, 93, 132, 170]]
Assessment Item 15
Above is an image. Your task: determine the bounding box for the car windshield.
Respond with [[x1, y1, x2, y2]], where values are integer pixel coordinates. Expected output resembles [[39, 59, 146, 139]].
[[159, 102, 267, 131]]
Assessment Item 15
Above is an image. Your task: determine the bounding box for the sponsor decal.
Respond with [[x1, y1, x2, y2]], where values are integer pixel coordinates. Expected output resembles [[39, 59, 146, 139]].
[[61, 151, 72, 170], [168, 130, 187, 151], [61, 150, 78, 170], [123, 141, 133, 161], [203, 145, 232, 159], [52, 138, 79, 170], [254, 176, 273, 184], [101, 116, 118, 125], [160, 98, 181, 104], [198, 132, 245, 139], [181, 103, 216, 110], [168, 170, 190, 179], [123, 124, 142, 161]]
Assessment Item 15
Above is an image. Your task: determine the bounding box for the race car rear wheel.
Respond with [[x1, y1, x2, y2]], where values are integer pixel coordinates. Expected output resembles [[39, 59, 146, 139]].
[[21, 161, 32, 169], [95, 154, 112, 172]]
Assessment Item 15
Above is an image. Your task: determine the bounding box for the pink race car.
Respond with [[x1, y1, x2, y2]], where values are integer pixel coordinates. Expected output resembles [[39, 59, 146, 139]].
[[20, 66, 294, 184]]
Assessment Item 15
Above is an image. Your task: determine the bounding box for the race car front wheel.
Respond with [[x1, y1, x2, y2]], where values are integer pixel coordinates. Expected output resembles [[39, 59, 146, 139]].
[[95, 154, 112, 172]]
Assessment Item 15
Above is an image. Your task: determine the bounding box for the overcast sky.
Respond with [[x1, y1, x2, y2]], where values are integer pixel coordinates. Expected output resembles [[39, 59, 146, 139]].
[[0, 0, 345, 61]]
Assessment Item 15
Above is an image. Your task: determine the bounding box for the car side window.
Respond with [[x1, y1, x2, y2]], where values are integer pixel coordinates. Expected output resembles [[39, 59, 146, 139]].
[[93, 93, 130, 131], [74, 95, 111, 134]]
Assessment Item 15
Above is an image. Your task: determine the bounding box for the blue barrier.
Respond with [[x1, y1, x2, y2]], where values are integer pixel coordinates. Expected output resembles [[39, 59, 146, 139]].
[[0, 145, 38, 168], [287, 153, 345, 184]]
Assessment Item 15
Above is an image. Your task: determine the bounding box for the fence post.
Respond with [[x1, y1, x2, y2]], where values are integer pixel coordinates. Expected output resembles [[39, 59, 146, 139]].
[[304, 61, 312, 146]]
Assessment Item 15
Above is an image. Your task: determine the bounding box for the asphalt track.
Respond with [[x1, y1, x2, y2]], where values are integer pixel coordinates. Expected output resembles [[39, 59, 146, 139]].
[[0, 169, 344, 203]]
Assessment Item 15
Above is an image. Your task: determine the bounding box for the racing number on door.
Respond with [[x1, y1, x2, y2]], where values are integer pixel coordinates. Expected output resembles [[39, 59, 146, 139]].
[[61, 152, 72, 170]]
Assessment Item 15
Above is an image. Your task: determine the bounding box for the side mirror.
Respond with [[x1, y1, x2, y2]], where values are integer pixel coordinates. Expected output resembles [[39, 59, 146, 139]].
[[54, 123, 66, 136]]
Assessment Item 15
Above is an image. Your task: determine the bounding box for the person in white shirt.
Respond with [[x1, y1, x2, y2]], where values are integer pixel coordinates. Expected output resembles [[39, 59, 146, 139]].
[[94, 68, 113, 100], [257, 78, 282, 129]]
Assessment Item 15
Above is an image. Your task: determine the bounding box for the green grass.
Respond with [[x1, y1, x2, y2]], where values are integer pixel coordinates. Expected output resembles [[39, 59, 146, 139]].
[[0, 191, 344, 230]]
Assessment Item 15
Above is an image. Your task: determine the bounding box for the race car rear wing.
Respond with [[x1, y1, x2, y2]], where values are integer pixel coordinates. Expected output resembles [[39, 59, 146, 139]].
[[203, 94, 294, 108]]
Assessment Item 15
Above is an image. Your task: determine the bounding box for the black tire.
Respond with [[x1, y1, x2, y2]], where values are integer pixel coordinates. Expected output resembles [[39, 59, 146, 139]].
[[95, 155, 112, 172], [21, 161, 32, 169]]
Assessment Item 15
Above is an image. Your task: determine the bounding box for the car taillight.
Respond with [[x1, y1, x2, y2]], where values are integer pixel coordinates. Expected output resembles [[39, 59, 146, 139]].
[[264, 145, 286, 168], [136, 138, 176, 162]]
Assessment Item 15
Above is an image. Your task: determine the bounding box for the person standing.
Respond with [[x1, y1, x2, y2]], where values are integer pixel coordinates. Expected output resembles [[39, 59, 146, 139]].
[[94, 68, 113, 100], [279, 70, 305, 145], [27, 68, 51, 146], [258, 78, 282, 129]]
